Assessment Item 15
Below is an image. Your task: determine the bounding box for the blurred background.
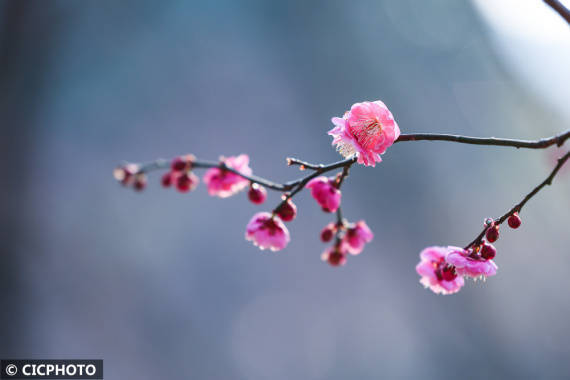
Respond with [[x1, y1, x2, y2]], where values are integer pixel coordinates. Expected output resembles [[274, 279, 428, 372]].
[[1, 0, 569, 378]]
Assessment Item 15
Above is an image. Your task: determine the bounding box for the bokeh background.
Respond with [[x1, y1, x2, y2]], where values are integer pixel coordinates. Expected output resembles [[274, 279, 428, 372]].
[[2, 0, 570, 378]]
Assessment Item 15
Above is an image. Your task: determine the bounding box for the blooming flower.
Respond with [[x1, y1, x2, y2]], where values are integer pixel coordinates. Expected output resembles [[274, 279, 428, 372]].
[[445, 246, 498, 279], [203, 154, 252, 198], [306, 176, 342, 212], [245, 212, 290, 251], [416, 246, 464, 295], [329, 100, 400, 167], [343, 220, 373, 255]]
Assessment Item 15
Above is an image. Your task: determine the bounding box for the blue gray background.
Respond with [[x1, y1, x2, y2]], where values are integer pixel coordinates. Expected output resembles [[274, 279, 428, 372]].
[[1, 1, 569, 379]]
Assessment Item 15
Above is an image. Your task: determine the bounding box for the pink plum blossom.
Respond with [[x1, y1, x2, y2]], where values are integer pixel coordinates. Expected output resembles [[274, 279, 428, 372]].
[[445, 246, 498, 279], [343, 220, 373, 255], [306, 176, 342, 212], [416, 246, 464, 295], [245, 212, 290, 251], [203, 154, 252, 198], [329, 100, 400, 167]]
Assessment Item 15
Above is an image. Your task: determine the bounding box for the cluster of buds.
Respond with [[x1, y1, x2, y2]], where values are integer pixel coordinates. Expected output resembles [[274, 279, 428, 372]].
[[162, 154, 199, 192], [320, 220, 373, 266], [113, 164, 147, 191]]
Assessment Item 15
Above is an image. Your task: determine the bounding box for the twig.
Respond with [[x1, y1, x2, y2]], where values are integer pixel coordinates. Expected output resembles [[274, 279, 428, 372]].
[[395, 130, 569, 149], [332, 163, 353, 243], [465, 150, 570, 249], [545, 0, 570, 25], [136, 158, 291, 191], [286, 158, 324, 170]]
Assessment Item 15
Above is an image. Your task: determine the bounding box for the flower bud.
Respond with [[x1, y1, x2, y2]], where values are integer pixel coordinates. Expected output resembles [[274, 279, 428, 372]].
[[507, 213, 521, 229], [133, 174, 147, 191], [485, 225, 500, 243], [248, 183, 267, 204], [176, 172, 199, 193], [320, 223, 336, 242], [161, 172, 174, 187], [481, 243, 496, 260], [276, 199, 297, 222]]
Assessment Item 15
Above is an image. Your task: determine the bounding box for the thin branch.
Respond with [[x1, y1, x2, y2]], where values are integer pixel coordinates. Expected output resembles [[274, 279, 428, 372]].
[[136, 158, 291, 191], [133, 156, 357, 194], [465, 150, 570, 249], [336, 164, 351, 188], [333, 164, 353, 243], [545, 0, 570, 25], [286, 157, 323, 170], [124, 130, 569, 197], [335, 207, 344, 227], [395, 130, 570, 149]]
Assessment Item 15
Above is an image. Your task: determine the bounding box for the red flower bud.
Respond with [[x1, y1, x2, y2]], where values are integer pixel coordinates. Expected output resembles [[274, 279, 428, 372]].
[[276, 199, 297, 222], [320, 223, 336, 242], [248, 183, 267, 204], [481, 243, 496, 260], [161, 172, 174, 187], [176, 172, 199, 193], [171, 154, 195, 172], [133, 174, 147, 191], [486, 225, 500, 243], [507, 213, 521, 229]]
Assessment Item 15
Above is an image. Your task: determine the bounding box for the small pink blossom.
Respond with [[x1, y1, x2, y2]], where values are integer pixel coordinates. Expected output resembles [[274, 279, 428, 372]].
[[343, 220, 373, 255], [306, 176, 341, 212], [445, 247, 498, 278], [245, 212, 290, 251], [416, 246, 464, 295], [203, 154, 252, 198], [329, 100, 400, 167]]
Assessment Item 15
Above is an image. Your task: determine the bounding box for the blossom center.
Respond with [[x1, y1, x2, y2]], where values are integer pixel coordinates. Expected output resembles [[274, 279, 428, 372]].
[[432, 259, 457, 281], [353, 118, 383, 149], [259, 217, 279, 236]]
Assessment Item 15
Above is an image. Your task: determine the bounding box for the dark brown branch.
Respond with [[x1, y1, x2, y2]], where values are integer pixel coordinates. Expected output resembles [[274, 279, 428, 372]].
[[336, 165, 351, 189], [395, 130, 570, 149], [332, 165, 353, 243], [135, 158, 292, 191], [545, 0, 570, 25], [465, 150, 570, 249], [133, 156, 357, 194], [286, 157, 323, 170], [123, 130, 568, 201], [335, 207, 344, 227]]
